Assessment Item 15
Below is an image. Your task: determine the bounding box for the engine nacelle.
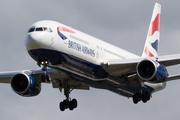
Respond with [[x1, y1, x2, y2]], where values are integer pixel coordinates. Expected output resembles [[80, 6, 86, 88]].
[[10, 73, 41, 97], [137, 59, 168, 83]]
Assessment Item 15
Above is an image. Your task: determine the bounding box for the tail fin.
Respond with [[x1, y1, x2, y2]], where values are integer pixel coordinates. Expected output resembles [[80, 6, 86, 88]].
[[142, 3, 161, 57]]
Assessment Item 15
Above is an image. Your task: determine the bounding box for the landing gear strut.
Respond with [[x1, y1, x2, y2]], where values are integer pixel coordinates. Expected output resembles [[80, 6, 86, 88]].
[[39, 61, 78, 111], [59, 80, 78, 111]]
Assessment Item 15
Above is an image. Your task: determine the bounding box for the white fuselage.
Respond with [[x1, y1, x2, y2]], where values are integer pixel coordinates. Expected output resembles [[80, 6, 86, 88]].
[[25, 20, 165, 97], [26, 20, 139, 66]]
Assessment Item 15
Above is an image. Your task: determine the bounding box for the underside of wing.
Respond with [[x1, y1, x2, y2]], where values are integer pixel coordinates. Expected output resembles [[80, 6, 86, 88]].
[[101, 54, 180, 77], [101, 57, 147, 76]]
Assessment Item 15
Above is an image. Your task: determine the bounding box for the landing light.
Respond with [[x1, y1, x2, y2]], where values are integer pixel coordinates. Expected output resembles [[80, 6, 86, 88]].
[[101, 61, 108, 68]]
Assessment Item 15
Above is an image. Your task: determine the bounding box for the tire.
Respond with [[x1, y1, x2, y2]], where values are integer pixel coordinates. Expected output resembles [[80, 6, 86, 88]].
[[133, 94, 138, 104], [69, 101, 74, 111], [142, 93, 147, 103], [60, 102, 65, 111], [147, 93, 150, 101], [72, 99, 78, 108]]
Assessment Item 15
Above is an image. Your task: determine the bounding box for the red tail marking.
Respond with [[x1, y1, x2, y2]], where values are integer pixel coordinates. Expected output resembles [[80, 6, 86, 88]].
[[144, 46, 154, 57], [148, 13, 160, 36]]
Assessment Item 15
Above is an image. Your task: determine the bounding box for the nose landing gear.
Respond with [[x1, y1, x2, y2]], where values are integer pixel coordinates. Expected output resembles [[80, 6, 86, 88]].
[[40, 61, 51, 83]]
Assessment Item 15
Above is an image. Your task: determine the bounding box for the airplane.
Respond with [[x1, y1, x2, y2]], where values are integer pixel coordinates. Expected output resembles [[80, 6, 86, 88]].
[[1, 3, 180, 111]]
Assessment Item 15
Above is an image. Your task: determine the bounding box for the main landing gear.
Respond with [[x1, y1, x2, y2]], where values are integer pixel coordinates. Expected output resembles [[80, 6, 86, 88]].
[[59, 80, 78, 111], [60, 98, 77, 111], [40, 61, 78, 111], [132, 91, 151, 104]]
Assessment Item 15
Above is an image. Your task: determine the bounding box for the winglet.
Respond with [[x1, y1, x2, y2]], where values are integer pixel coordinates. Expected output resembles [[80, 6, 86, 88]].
[[142, 3, 161, 58]]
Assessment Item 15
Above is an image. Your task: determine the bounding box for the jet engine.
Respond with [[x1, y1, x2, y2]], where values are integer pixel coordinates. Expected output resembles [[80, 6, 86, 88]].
[[137, 59, 168, 83], [10, 73, 41, 97]]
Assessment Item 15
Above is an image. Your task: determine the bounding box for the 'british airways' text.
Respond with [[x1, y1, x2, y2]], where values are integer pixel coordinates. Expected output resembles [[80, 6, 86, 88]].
[[68, 40, 95, 57]]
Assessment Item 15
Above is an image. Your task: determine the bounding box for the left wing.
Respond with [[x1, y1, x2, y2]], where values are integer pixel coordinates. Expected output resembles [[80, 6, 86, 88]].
[[101, 54, 180, 81], [101, 57, 152, 76], [158, 54, 180, 66], [166, 74, 180, 82]]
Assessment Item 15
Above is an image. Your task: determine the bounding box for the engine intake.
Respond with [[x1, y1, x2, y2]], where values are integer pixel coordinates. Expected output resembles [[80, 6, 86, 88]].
[[137, 59, 168, 83], [10, 73, 41, 97]]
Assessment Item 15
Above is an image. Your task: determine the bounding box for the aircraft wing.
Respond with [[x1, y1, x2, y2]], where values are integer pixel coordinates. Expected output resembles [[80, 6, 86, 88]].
[[0, 68, 89, 90], [0, 69, 55, 83], [166, 74, 180, 82], [158, 54, 180, 66], [0, 71, 19, 83], [101, 54, 180, 79], [101, 57, 145, 76]]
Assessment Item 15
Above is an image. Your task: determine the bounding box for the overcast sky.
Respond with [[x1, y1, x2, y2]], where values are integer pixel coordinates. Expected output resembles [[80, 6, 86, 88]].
[[0, 0, 180, 120]]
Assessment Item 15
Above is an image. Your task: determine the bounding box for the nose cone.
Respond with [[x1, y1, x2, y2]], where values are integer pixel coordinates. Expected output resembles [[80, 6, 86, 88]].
[[26, 33, 42, 50]]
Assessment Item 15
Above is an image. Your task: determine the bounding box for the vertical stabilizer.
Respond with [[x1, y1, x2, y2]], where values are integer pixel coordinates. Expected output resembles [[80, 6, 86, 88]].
[[142, 3, 161, 57]]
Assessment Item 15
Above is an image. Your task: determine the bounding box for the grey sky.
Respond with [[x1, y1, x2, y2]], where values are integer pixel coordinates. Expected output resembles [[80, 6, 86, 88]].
[[0, 0, 180, 120]]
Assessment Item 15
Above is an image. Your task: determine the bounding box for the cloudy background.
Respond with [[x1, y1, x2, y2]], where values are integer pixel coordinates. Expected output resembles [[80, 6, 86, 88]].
[[0, 0, 180, 119]]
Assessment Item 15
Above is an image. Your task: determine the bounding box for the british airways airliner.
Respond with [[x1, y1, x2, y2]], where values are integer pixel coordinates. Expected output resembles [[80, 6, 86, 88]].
[[0, 3, 180, 111]]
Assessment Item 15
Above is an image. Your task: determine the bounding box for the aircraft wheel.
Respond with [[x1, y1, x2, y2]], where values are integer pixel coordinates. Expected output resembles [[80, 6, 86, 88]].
[[133, 94, 138, 104], [72, 99, 78, 108], [142, 92, 150, 103], [147, 93, 150, 101], [142, 93, 147, 103], [69, 99, 77, 110], [69, 101, 74, 111], [60, 102, 65, 111]]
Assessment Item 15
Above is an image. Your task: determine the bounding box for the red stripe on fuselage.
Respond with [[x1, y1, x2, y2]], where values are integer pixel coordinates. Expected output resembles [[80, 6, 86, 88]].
[[57, 26, 75, 33]]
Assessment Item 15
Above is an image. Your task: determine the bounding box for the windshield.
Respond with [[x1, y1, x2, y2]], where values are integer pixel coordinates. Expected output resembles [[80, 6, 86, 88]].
[[28, 27, 53, 33]]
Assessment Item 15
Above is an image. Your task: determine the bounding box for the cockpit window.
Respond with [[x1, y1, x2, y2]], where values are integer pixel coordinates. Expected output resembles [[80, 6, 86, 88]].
[[48, 28, 53, 32], [43, 27, 47, 31], [28, 27, 35, 33], [35, 27, 43, 31], [28, 27, 53, 33]]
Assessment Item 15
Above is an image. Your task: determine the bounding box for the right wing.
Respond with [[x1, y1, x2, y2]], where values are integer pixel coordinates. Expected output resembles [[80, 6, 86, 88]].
[[0, 68, 89, 90]]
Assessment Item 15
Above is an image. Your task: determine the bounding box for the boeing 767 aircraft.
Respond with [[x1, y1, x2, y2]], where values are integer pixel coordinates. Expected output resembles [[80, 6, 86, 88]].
[[1, 3, 180, 111]]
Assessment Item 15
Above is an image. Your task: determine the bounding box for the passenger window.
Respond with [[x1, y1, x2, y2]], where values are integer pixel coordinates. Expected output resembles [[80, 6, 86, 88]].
[[28, 27, 35, 33], [35, 27, 43, 31]]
